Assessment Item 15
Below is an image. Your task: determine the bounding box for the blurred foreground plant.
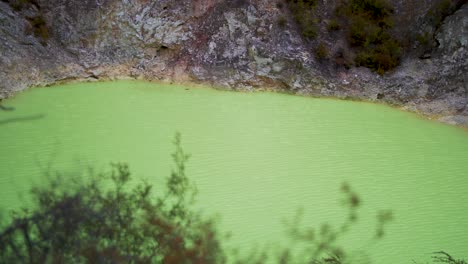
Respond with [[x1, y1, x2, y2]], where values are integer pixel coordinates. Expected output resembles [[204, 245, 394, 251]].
[[0, 133, 224, 263]]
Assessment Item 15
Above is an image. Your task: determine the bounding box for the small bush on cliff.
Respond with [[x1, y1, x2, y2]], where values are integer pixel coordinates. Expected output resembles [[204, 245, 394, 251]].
[[413, 0, 464, 52], [6, 0, 39, 11], [5, 0, 49, 44], [427, 0, 459, 27], [416, 31, 432, 47], [315, 42, 329, 60], [278, 16, 288, 27], [286, 0, 318, 39], [327, 19, 341, 31], [28, 15, 49, 42], [354, 34, 400, 74], [336, 0, 401, 74]]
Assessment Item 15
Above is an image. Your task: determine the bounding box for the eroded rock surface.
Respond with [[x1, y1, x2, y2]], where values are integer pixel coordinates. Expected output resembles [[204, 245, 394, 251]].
[[0, 0, 466, 126]]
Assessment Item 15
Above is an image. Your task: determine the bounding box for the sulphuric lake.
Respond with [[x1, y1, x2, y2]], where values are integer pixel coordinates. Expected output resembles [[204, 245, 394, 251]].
[[0, 80, 467, 263]]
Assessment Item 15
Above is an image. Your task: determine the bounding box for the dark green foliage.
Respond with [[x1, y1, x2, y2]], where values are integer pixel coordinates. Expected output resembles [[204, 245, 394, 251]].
[[278, 16, 287, 28], [427, 0, 457, 28], [418, 0, 464, 52], [354, 37, 400, 74], [4, 0, 49, 43], [0, 133, 224, 263], [276, 1, 284, 9], [346, 0, 393, 20], [302, 24, 318, 39], [315, 42, 328, 60], [9, 2, 23, 11], [416, 31, 434, 56], [327, 19, 340, 31], [348, 16, 381, 47], [6, 0, 39, 11], [288, 0, 316, 7], [417, 32, 432, 47], [286, 0, 318, 39], [338, 0, 400, 74], [334, 48, 354, 69], [27, 15, 49, 42]]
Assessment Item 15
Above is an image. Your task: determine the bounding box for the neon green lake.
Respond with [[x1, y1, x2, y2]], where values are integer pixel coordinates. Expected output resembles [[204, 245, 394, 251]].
[[0, 80, 467, 262]]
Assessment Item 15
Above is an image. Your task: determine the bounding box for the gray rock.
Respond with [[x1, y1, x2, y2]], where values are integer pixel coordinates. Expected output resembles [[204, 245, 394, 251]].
[[436, 4, 468, 55]]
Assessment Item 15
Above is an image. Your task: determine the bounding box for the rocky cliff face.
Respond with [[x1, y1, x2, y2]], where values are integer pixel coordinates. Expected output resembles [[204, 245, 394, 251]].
[[0, 0, 467, 126]]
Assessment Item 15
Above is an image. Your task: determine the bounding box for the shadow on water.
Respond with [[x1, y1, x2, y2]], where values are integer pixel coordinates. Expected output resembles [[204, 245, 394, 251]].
[[0, 105, 15, 111], [0, 114, 45, 125]]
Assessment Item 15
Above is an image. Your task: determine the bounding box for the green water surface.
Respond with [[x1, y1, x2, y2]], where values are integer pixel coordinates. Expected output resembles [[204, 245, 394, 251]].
[[0, 81, 467, 263]]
